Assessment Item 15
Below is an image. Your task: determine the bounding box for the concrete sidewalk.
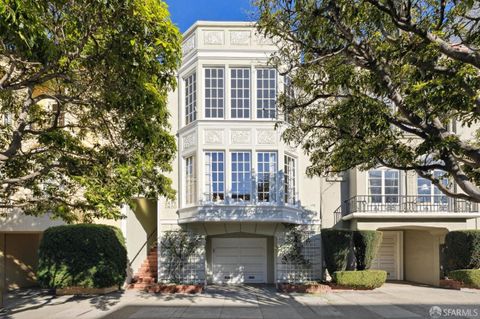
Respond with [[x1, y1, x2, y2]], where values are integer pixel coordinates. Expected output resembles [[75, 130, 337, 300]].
[[2, 283, 480, 319]]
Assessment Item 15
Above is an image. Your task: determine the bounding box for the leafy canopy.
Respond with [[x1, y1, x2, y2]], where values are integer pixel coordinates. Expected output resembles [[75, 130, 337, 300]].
[[256, 0, 480, 202], [0, 0, 181, 222]]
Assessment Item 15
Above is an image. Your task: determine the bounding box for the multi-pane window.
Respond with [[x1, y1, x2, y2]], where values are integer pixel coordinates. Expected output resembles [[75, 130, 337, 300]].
[[417, 171, 448, 204], [185, 73, 197, 125], [368, 169, 399, 203], [185, 156, 195, 205], [284, 155, 296, 205], [257, 68, 277, 119], [257, 152, 277, 202], [231, 152, 252, 201], [205, 68, 224, 118], [205, 151, 225, 202], [231, 68, 250, 118]]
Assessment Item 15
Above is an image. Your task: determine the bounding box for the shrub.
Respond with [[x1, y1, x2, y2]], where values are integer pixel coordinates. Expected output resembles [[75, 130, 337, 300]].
[[448, 269, 480, 288], [353, 230, 383, 270], [444, 230, 480, 271], [332, 270, 387, 289], [37, 224, 127, 289], [322, 229, 352, 274]]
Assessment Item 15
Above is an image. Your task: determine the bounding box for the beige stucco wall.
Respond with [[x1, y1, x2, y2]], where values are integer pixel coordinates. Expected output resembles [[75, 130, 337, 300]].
[[0, 232, 42, 289], [404, 229, 446, 286]]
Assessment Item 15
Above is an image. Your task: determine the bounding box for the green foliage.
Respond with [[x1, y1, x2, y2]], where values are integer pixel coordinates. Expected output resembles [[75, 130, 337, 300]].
[[448, 269, 480, 288], [444, 230, 480, 271], [279, 224, 311, 267], [0, 0, 181, 222], [332, 270, 387, 289], [256, 0, 480, 201], [353, 230, 383, 270], [160, 231, 203, 284], [321, 229, 352, 273], [37, 224, 127, 289]]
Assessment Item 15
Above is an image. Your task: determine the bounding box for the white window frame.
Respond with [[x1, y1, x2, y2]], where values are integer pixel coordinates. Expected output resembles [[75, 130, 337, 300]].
[[256, 68, 277, 119], [204, 151, 225, 202], [231, 151, 252, 202], [204, 67, 224, 119], [184, 72, 197, 125], [256, 151, 278, 203], [185, 156, 196, 205], [230, 67, 251, 119], [284, 154, 297, 205], [417, 171, 448, 205], [368, 168, 400, 204]]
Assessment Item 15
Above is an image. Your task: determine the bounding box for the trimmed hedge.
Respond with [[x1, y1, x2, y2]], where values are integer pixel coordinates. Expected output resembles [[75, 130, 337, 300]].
[[353, 230, 383, 270], [444, 230, 480, 271], [332, 270, 387, 289], [448, 269, 480, 288], [37, 224, 127, 289], [322, 229, 352, 273]]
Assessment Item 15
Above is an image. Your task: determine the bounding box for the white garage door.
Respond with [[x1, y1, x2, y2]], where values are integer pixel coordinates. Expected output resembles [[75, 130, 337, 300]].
[[212, 238, 267, 284], [371, 231, 403, 280]]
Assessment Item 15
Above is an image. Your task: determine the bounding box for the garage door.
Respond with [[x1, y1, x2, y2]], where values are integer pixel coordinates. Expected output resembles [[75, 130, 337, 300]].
[[212, 238, 267, 284], [371, 231, 403, 280]]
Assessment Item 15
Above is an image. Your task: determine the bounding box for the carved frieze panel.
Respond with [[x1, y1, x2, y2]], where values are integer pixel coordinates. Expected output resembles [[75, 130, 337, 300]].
[[182, 36, 195, 55], [257, 129, 276, 145], [204, 31, 224, 45], [183, 132, 196, 150], [231, 129, 251, 144], [230, 31, 251, 45], [204, 129, 224, 145]]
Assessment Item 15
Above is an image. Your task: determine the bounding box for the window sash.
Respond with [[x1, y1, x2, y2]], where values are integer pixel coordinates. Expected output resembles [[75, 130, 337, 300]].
[[368, 169, 399, 203], [257, 152, 277, 202], [256, 68, 277, 119], [284, 155, 296, 205], [231, 151, 252, 201], [205, 151, 225, 201], [417, 171, 448, 204], [185, 73, 197, 124], [205, 68, 224, 118], [185, 156, 195, 204], [231, 68, 250, 119]]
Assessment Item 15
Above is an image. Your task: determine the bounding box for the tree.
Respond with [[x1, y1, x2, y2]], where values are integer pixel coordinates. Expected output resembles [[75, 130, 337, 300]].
[[0, 0, 181, 222], [256, 0, 480, 202]]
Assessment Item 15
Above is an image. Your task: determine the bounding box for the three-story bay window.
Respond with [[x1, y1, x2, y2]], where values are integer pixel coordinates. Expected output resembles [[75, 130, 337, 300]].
[[205, 151, 225, 201], [368, 168, 399, 203], [257, 152, 277, 202], [185, 156, 196, 205], [231, 151, 252, 201], [256, 68, 277, 119], [284, 155, 296, 205], [205, 68, 224, 118], [231, 68, 251, 118], [185, 73, 197, 125]]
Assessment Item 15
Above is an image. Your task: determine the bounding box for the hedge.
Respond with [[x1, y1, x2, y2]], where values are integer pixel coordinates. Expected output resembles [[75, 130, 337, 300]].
[[332, 270, 387, 289], [353, 230, 383, 270], [321, 229, 352, 274], [448, 269, 480, 288], [37, 224, 127, 289], [444, 230, 480, 271]]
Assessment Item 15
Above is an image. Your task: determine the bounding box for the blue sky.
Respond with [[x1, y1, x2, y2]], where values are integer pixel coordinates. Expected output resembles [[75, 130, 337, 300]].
[[166, 0, 255, 33]]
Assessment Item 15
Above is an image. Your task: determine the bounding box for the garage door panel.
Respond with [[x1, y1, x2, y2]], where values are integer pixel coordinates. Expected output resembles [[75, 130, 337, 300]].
[[371, 231, 402, 281], [212, 238, 267, 284]]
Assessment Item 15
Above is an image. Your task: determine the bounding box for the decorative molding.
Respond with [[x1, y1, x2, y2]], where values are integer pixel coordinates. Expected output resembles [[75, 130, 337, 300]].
[[230, 31, 251, 45], [182, 36, 195, 55], [204, 129, 224, 145], [183, 133, 196, 150], [255, 32, 273, 45], [257, 129, 276, 145], [231, 129, 251, 144], [204, 31, 224, 45]]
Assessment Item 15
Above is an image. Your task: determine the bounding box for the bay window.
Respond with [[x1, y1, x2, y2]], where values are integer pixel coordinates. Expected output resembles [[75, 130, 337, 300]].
[[257, 152, 277, 202], [185, 156, 196, 205], [185, 73, 196, 125], [231, 151, 252, 201], [205, 151, 225, 201], [205, 68, 224, 118], [231, 68, 251, 119], [256, 68, 277, 119], [284, 155, 296, 205]]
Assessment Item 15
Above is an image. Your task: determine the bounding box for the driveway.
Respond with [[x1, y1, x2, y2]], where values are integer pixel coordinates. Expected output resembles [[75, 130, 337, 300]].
[[2, 283, 480, 319]]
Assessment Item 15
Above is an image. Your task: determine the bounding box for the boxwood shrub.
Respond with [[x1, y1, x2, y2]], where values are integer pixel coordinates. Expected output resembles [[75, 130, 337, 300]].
[[353, 230, 383, 270], [448, 269, 480, 288], [322, 229, 353, 274], [332, 270, 387, 289], [37, 224, 127, 289], [444, 230, 480, 271]]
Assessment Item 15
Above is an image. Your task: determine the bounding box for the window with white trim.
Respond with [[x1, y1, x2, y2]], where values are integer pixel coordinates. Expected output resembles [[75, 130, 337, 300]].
[[257, 152, 277, 202], [185, 73, 196, 125], [185, 156, 195, 205], [256, 68, 277, 119], [205, 151, 225, 202], [368, 169, 399, 203], [417, 171, 448, 204], [231, 68, 250, 118], [231, 151, 252, 201], [205, 68, 224, 118], [284, 155, 296, 204]]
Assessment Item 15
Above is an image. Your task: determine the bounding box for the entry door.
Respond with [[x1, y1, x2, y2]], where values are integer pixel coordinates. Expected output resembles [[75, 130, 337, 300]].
[[212, 238, 267, 284], [371, 231, 403, 280]]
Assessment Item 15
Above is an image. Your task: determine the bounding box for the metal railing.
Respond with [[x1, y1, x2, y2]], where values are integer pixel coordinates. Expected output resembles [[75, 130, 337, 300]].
[[335, 195, 478, 219]]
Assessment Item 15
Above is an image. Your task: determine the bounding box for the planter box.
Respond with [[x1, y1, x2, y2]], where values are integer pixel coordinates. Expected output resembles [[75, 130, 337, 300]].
[[440, 279, 462, 290], [277, 283, 331, 293], [56, 286, 119, 295], [147, 284, 203, 294]]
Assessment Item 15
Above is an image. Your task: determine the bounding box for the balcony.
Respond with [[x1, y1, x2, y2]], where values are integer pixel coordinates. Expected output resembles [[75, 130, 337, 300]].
[[334, 195, 479, 222], [177, 192, 314, 224]]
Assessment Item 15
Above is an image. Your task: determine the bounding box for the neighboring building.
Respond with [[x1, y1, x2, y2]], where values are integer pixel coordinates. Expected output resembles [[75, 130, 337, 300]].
[[2, 21, 480, 290]]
